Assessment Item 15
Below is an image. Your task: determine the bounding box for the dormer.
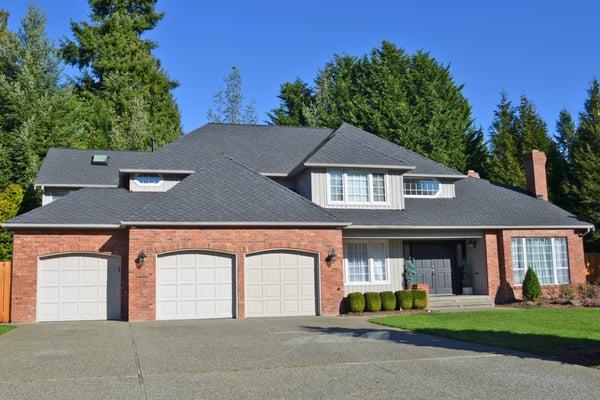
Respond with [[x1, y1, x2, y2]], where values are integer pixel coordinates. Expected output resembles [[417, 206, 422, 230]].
[[122, 169, 192, 192]]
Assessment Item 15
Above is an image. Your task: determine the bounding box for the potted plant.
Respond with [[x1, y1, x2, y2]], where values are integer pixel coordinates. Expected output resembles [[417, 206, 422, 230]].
[[461, 261, 473, 295]]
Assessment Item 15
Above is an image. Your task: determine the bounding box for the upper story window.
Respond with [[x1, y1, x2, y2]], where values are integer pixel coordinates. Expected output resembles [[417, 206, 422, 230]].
[[403, 178, 440, 197], [328, 170, 387, 204], [511, 237, 569, 285], [134, 174, 162, 186]]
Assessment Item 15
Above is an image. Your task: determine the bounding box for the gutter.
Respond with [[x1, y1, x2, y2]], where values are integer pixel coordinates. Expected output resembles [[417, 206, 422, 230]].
[[119, 169, 195, 174], [303, 162, 415, 171], [346, 224, 596, 230], [121, 221, 352, 227], [2, 223, 122, 229]]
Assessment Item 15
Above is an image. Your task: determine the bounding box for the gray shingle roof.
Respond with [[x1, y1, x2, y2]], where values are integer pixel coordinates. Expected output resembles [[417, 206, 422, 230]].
[[36, 148, 151, 186], [314, 123, 463, 176], [329, 177, 591, 228], [6, 188, 160, 226], [122, 154, 346, 225]]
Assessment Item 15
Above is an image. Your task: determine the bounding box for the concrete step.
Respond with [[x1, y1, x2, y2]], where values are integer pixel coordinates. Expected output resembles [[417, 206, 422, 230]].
[[428, 295, 494, 311]]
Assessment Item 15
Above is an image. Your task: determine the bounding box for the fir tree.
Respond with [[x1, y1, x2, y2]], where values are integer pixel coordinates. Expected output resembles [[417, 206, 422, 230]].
[[465, 126, 489, 177], [61, 0, 181, 150], [208, 65, 257, 124], [268, 79, 313, 126], [487, 93, 524, 187], [555, 109, 576, 162]]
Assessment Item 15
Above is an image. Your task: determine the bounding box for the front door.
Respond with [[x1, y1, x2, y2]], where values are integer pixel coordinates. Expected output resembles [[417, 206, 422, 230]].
[[407, 241, 456, 295]]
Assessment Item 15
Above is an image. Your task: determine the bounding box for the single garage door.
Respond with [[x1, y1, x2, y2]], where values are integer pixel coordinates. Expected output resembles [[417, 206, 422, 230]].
[[37, 254, 121, 322], [156, 251, 235, 320], [245, 251, 318, 317]]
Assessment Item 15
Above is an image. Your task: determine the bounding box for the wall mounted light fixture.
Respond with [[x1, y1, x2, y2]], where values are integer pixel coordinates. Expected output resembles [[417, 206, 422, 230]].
[[135, 250, 146, 268], [325, 249, 338, 263]]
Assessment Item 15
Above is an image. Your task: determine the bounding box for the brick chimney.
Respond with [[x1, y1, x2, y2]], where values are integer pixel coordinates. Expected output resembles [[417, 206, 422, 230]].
[[523, 150, 548, 200], [467, 170, 480, 178]]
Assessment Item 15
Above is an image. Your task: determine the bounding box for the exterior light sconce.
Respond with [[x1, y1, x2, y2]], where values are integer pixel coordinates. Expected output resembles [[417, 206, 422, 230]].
[[468, 240, 477, 249], [325, 249, 338, 264], [135, 250, 146, 268]]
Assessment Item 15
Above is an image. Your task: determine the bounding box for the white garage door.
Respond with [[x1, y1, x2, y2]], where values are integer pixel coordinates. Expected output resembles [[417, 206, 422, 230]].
[[156, 251, 234, 320], [37, 254, 121, 322], [245, 251, 318, 317]]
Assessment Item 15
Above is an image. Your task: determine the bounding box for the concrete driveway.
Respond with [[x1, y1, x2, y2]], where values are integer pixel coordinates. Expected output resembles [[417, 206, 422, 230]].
[[1, 316, 599, 399]]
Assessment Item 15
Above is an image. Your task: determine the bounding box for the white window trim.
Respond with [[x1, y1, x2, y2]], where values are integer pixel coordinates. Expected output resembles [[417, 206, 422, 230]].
[[344, 240, 390, 285], [403, 178, 441, 198], [134, 174, 163, 187], [512, 237, 570, 286], [326, 169, 390, 206]]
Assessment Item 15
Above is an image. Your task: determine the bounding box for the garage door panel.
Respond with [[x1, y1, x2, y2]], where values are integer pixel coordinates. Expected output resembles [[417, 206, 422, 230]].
[[245, 251, 318, 317], [156, 251, 234, 320], [37, 254, 120, 322]]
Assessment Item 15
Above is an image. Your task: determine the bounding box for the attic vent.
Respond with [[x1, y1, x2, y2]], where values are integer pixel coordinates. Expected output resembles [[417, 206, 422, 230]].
[[91, 154, 109, 165]]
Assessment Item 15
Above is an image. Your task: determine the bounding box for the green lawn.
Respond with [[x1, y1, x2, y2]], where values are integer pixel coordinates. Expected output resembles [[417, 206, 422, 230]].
[[0, 325, 14, 335], [371, 308, 600, 356]]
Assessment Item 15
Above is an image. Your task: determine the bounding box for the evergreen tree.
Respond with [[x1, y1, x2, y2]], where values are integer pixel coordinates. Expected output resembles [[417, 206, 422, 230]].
[[515, 95, 553, 155], [555, 109, 576, 162], [487, 93, 524, 187], [565, 79, 600, 247], [268, 79, 313, 126], [269, 41, 474, 172], [61, 0, 181, 150], [0, 6, 83, 190], [207, 65, 257, 124], [465, 126, 489, 176]]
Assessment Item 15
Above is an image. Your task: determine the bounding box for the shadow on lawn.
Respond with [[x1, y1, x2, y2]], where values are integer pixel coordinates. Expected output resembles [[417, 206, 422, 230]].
[[300, 325, 600, 368]]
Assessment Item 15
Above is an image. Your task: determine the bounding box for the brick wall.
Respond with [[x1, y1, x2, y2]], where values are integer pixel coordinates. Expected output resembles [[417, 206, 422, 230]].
[[485, 229, 586, 302], [127, 227, 344, 321], [11, 230, 128, 323]]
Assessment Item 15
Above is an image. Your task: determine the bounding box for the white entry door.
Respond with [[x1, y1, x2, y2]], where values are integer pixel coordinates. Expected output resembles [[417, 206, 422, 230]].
[[245, 251, 318, 317], [37, 254, 121, 322], [156, 251, 235, 320]]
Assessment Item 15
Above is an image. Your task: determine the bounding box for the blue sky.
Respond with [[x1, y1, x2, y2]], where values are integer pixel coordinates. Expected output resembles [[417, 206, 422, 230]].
[[5, 1, 600, 137]]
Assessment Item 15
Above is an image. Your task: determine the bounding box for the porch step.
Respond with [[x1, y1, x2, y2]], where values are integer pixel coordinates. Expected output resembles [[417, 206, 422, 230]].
[[428, 295, 494, 311]]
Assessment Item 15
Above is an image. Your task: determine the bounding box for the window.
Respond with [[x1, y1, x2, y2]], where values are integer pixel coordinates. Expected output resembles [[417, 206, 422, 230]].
[[345, 242, 388, 284], [328, 170, 387, 204], [403, 178, 440, 197], [135, 174, 162, 186], [511, 237, 569, 285]]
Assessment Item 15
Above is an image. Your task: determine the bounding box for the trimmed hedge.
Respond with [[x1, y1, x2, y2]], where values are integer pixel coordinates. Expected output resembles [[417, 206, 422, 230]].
[[412, 290, 428, 309], [347, 292, 365, 313], [523, 268, 542, 301], [364, 292, 382, 312], [381, 291, 396, 311], [395, 290, 413, 310]]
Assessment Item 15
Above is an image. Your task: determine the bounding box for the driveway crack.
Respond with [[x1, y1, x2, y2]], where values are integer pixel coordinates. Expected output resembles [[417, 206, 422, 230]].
[[128, 323, 148, 400]]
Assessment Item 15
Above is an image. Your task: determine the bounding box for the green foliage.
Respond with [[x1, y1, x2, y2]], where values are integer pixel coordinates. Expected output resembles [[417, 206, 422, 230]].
[[61, 0, 181, 150], [0, 184, 24, 259], [207, 65, 257, 124], [347, 292, 365, 313], [364, 292, 382, 312], [395, 290, 413, 310], [411, 290, 428, 310], [564, 80, 600, 248], [522, 268, 542, 301], [269, 41, 475, 172], [380, 291, 396, 311], [465, 126, 489, 177]]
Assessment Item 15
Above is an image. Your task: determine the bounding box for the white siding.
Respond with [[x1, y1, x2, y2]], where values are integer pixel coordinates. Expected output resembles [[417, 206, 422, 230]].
[[311, 169, 404, 210], [344, 239, 404, 295], [129, 174, 186, 192]]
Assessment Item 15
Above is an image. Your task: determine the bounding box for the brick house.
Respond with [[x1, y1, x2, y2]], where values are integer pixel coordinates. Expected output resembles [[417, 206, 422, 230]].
[[3, 123, 593, 322]]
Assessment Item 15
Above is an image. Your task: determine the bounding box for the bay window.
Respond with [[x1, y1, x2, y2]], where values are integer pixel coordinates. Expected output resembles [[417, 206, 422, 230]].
[[511, 237, 569, 285], [328, 170, 387, 204], [345, 241, 388, 284]]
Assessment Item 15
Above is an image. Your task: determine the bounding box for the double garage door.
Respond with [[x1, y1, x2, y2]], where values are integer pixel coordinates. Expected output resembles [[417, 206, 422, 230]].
[[156, 250, 318, 320], [37, 254, 121, 322]]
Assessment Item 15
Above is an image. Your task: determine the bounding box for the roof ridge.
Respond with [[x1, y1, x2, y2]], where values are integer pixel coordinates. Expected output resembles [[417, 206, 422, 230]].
[[48, 147, 151, 155], [205, 122, 332, 130], [288, 130, 338, 175]]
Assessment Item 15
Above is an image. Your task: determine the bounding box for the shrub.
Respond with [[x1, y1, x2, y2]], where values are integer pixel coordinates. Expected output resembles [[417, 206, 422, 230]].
[[347, 292, 365, 313], [395, 290, 413, 310], [380, 291, 396, 311], [582, 298, 600, 308], [412, 290, 427, 309], [576, 283, 600, 300], [522, 268, 542, 301], [364, 292, 382, 312], [559, 284, 574, 299]]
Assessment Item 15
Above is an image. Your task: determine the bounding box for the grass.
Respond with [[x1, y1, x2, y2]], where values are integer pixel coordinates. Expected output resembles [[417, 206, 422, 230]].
[[370, 308, 600, 356], [0, 325, 15, 335]]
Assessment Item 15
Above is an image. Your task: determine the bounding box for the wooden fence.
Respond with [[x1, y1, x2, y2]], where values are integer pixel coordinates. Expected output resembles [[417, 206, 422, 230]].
[[0, 261, 10, 323], [586, 253, 600, 284]]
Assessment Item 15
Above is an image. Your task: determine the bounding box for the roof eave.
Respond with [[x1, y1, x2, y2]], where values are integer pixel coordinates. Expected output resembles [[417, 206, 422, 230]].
[[119, 168, 195, 174], [121, 221, 351, 227], [33, 183, 119, 189], [303, 162, 415, 171], [345, 224, 595, 230], [2, 223, 122, 230]]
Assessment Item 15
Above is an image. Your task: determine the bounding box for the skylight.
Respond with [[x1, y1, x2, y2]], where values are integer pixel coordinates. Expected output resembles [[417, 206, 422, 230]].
[[91, 154, 109, 165]]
